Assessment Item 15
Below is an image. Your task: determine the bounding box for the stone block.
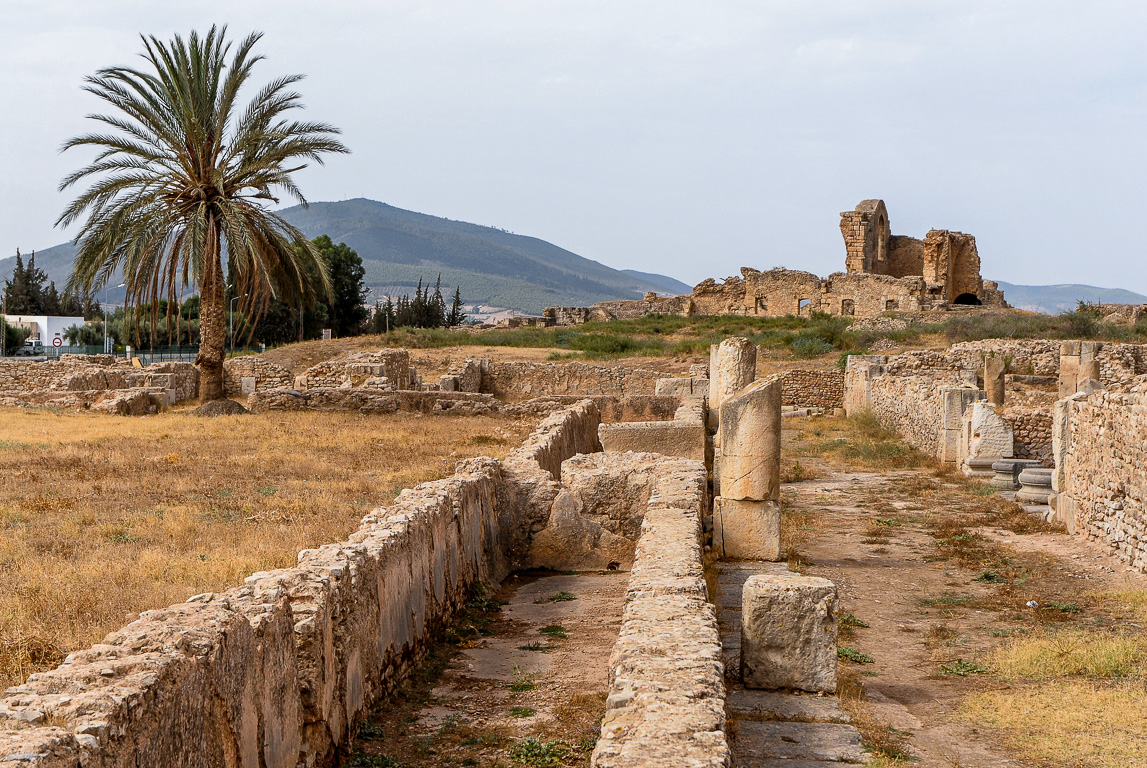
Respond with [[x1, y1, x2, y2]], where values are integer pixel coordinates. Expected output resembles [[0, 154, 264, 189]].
[[940, 387, 979, 430], [718, 377, 781, 501], [1058, 356, 1080, 398], [714, 497, 780, 561], [984, 356, 1005, 406], [1060, 340, 1081, 356], [1016, 468, 1053, 505], [240, 376, 256, 395], [710, 337, 756, 431], [939, 427, 962, 463], [966, 401, 1013, 459], [741, 575, 838, 692], [598, 421, 705, 461]]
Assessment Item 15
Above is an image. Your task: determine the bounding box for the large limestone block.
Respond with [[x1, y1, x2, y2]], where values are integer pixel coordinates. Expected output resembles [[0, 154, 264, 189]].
[[598, 421, 706, 461], [709, 337, 757, 431], [718, 377, 781, 501], [941, 387, 979, 430], [713, 497, 780, 561], [984, 356, 1005, 406], [528, 489, 636, 571], [741, 575, 838, 692], [967, 401, 1013, 459]]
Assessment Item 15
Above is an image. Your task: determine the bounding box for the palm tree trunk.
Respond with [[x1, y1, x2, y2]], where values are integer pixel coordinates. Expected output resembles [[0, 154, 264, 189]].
[[195, 222, 227, 401]]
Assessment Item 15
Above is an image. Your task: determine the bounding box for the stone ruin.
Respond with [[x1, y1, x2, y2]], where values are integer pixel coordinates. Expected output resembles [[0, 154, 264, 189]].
[[844, 336, 1147, 568], [0, 336, 864, 767], [0, 355, 198, 415], [544, 198, 1008, 324]]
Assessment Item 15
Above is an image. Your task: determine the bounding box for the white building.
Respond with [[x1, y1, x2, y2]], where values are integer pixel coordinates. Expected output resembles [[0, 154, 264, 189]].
[[2, 315, 86, 346]]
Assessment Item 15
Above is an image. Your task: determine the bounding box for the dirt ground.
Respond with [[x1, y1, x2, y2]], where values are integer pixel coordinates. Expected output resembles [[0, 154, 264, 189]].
[[346, 571, 627, 767], [781, 418, 1147, 767]]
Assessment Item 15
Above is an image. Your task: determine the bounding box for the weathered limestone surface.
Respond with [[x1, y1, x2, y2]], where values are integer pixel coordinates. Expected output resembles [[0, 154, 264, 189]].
[[592, 457, 727, 768], [223, 356, 292, 397], [482, 361, 666, 400], [741, 576, 838, 693], [713, 498, 780, 562], [1060, 379, 1147, 571], [780, 369, 844, 411], [958, 401, 1013, 474], [709, 338, 756, 432], [599, 398, 706, 461], [300, 350, 413, 391], [984, 356, 1005, 406], [718, 379, 781, 502], [245, 388, 500, 415], [654, 377, 709, 398]]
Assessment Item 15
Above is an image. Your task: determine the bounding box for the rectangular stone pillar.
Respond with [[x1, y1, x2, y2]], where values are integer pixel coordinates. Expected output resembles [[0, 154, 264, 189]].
[[984, 356, 1005, 406], [709, 337, 757, 432], [742, 575, 838, 692], [715, 377, 781, 560], [939, 387, 980, 463], [1058, 341, 1081, 398], [843, 355, 886, 416]]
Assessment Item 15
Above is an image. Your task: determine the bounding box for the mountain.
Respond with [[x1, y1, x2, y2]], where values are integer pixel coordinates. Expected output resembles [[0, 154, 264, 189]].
[[1, 199, 692, 314], [996, 281, 1147, 315]]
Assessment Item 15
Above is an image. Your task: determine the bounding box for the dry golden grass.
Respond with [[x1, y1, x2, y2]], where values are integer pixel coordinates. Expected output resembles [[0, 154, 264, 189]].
[[0, 408, 536, 687], [959, 681, 1147, 767], [992, 630, 1147, 681]]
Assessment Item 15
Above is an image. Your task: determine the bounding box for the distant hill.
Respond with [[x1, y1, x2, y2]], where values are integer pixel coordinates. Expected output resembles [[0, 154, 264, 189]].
[[996, 281, 1147, 315], [2, 198, 692, 314]]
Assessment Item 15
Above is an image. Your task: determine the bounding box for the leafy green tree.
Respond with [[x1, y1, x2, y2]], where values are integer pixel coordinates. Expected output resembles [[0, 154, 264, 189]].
[[3, 250, 48, 314], [57, 26, 348, 400], [313, 235, 366, 337]]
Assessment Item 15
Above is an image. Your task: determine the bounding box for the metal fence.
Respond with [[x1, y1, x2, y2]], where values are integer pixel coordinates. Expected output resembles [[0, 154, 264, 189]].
[[0, 344, 265, 363]]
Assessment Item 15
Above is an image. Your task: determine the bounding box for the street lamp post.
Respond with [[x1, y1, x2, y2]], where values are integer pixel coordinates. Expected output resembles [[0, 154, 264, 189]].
[[104, 282, 126, 354]]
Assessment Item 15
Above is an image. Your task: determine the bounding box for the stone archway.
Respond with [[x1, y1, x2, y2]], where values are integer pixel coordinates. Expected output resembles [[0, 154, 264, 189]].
[[953, 292, 982, 306]]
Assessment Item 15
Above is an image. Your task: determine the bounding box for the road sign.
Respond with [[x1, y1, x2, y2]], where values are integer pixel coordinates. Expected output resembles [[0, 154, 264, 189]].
[[52, 337, 63, 348]]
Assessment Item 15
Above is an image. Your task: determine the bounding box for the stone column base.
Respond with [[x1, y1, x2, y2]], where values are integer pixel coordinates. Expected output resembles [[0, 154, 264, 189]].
[[714, 497, 780, 561]]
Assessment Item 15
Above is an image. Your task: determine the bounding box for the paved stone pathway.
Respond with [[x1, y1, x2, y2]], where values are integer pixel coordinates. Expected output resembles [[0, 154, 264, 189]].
[[715, 561, 866, 767]]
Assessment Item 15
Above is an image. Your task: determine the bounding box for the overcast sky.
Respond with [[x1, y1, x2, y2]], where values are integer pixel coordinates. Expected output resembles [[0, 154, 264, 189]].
[[3, 1, 1145, 293]]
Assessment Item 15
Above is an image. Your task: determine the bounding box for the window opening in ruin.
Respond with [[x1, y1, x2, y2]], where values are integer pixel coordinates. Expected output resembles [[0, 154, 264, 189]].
[[841, 299, 855, 315], [755, 297, 767, 314], [953, 293, 982, 306], [885, 299, 898, 311], [798, 298, 812, 315]]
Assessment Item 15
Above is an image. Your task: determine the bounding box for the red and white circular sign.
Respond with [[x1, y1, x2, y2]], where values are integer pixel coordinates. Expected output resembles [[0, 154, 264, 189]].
[[52, 337, 63, 348]]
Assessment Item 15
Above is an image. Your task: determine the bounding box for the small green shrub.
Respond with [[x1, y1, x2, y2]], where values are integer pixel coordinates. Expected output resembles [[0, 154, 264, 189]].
[[838, 646, 875, 664]]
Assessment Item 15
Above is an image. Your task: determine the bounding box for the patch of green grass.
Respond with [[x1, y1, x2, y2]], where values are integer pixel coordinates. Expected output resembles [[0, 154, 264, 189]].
[[508, 664, 536, 693], [839, 612, 870, 629], [539, 625, 569, 639], [509, 706, 536, 718], [357, 720, 387, 740], [939, 659, 988, 676], [534, 591, 577, 604], [973, 570, 1007, 584], [838, 646, 875, 664], [349, 751, 401, 768], [517, 642, 556, 653], [509, 737, 570, 766]]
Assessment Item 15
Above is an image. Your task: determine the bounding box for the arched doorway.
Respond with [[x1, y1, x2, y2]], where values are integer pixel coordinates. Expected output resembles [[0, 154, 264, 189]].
[[953, 293, 982, 306]]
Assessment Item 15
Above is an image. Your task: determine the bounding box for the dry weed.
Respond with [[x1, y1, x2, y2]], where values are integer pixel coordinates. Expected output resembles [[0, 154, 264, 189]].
[[0, 408, 535, 687]]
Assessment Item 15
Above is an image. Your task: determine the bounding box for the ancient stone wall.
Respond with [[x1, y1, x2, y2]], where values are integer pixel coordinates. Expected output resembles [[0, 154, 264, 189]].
[[0, 356, 198, 406], [223, 357, 292, 397], [0, 402, 607, 767], [1060, 380, 1147, 572], [780, 369, 843, 410], [1097, 343, 1147, 383], [301, 350, 412, 390], [481, 361, 667, 400], [946, 340, 1061, 377], [591, 456, 725, 768], [1001, 407, 1053, 466]]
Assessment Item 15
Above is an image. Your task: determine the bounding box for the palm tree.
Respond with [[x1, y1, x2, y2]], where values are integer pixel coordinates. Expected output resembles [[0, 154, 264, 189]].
[[57, 26, 348, 401]]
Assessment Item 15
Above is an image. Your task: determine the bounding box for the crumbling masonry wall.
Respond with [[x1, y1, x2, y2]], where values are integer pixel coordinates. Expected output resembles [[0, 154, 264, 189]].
[[0, 402, 604, 767], [780, 369, 844, 410], [1059, 380, 1147, 572]]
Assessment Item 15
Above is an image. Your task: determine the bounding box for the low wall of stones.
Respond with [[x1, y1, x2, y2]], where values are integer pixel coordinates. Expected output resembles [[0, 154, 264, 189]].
[[780, 369, 843, 410], [1001, 407, 1053, 466], [1059, 380, 1147, 572], [224, 357, 292, 397], [0, 402, 604, 767], [301, 350, 413, 391], [946, 340, 1060, 377], [591, 455, 725, 768], [481, 361, 667, 400], [1097, 343, 1147, 384], [246, 388, 503, 416], [866, 372, 953, 457], [598, 398, 706, 461]]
